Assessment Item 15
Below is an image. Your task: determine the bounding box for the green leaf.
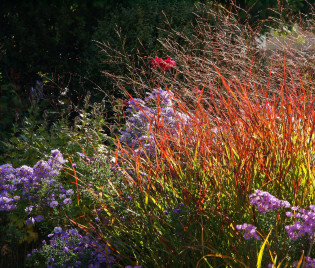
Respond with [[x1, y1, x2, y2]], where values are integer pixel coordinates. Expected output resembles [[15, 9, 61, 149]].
[[257, 228, 272, 268]]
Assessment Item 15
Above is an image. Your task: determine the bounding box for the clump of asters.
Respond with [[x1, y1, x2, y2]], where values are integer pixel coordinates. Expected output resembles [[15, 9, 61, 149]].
[[237, 190, 315, 266], [0, 150, 74, 225], [26, 228, 116, 267], [249, 189, 291, 213], [120, 88, 191, 155]]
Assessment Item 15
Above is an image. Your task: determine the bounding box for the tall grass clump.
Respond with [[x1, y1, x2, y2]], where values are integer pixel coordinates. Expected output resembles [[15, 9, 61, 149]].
[[69, 62, 314, 267]]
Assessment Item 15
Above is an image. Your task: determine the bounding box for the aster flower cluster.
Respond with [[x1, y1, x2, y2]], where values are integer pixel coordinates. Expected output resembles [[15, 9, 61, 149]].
[[27, 227, 115, 267], [249, 189, 291, 213], [285, 205, 315, 241], [0, 164, 20, 211], [248, 190, 315, 241], [0, 150, 72, 225], [235, 223, 261, 241], [237, 190, 314, 266], [120, 88, 190, 154]]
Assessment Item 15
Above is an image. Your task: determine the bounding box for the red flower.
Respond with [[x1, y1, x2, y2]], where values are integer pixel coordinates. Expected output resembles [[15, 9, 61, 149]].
[[151, 57, 176, 71], [150, 56, 163, 68], [164, 57, 176, 67]]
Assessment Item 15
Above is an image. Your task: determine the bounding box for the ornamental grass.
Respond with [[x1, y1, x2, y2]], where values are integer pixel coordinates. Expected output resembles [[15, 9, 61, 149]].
[[68, 62, 314, 267]]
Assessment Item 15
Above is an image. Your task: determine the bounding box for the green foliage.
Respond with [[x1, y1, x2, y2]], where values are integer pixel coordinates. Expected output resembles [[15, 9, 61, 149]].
[[0, 91, 109, 166]]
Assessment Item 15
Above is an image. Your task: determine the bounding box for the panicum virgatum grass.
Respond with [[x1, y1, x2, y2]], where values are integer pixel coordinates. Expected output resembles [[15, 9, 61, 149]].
[[70, 61, 314, 267]]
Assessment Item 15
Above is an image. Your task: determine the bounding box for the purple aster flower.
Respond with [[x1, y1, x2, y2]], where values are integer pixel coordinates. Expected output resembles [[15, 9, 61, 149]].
[[54, 227, 62, 233], [286, 211, 294, 217], [51, 149, 65, 164], [174, 208, 181, 213], [50, 201, 58, 207], [35, 215, 44, 222], [66, 189, 74, 195], [13, 196, 20, 201], [63, 198, 72, 205]]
